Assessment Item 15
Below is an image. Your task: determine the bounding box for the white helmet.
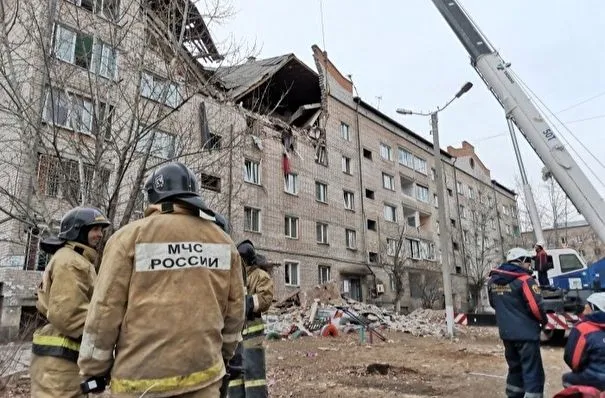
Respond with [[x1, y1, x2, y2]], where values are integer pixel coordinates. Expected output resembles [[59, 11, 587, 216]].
[[586, 293, 605, 312], [506, 247, 532, 262], [535, 241, 545, 248]]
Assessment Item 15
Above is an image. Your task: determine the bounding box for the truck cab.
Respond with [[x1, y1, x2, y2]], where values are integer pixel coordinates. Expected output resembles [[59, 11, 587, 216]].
[[538, 248, 589, 290]]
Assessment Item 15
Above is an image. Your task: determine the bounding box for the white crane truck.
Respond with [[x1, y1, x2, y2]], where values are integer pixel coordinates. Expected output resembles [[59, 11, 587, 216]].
[[430, 0, 605, 339]]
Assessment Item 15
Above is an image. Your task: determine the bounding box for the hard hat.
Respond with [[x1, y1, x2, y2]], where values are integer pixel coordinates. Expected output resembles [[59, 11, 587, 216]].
[[506, 247, 532, 263], [535, 241, 545, 248], [144, 162, 213, 216], [237, 240, 256, 266], [41, 207, 111, 254], [587, 292, 605, 312]]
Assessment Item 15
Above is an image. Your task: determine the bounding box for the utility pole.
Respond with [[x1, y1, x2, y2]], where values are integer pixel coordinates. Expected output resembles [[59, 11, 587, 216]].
[[431, 112, 455, 338]]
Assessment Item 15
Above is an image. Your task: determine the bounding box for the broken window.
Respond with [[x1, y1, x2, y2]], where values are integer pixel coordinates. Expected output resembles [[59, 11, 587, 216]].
[[201, 173, 221, 193], [343, 190, 354, 210], [368, 252, 378, 263], [244, 159, 260, 185], [367, 219, 377, 231], [315, 145, 327, 166], [365, 189, 375, 200], [363, 148, 372, 160]]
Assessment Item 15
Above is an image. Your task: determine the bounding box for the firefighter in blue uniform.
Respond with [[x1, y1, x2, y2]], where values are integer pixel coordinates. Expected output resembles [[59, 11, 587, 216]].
[[562, 292, 605, 391], [488, 247, 548, 398]]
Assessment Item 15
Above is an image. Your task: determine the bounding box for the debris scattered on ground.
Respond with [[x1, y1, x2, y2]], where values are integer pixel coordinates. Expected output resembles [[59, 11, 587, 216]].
[[265, 281, 452, 340]]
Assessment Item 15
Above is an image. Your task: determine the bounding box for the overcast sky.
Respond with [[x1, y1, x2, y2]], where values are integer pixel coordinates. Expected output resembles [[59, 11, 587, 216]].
[[210, 1, 605, 197]]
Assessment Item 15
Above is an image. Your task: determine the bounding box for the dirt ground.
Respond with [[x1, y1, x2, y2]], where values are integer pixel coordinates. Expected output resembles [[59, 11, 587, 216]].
[[3, 327, 569, 398]]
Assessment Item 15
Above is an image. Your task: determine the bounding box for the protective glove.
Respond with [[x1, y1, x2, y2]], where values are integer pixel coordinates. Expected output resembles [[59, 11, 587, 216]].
[[80, 374, 109, 394]]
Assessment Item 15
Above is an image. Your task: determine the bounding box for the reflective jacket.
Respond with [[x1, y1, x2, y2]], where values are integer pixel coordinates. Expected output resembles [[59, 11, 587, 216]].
[[33, 242, 98, 362], [78, 204, 246, 398], [563, 311, 605, 391], [243, 266, 274, 340], [488, 263, 547, 341]]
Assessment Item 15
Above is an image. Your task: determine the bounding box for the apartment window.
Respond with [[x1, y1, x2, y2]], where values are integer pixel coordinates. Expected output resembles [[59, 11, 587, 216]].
[[447, 188, 453, 197], [315, 145, 328, 166], [92, 40, 117, 79], [365, 189, 375, 200], [387, 238, 397, 256], [316, 222, 328, 244], [460, 205, 467, 218], [244, 159, 260, 184], [380, 143, 393, 161], [244, 207, 261, 232], [505, 224, 512, 234], [37, 154, 110, 200], [433, 194, 439, 208], [382, 173, 395, 190], [416, 184, 429, 203], [138, 128, 176, 159], [407, 212, 418, 228], [43, 88, 93, 134], [456, 181, 464, 195], [406, 239, 421, 259], [398, 148, 414, 168], [363, 148, 372, 160], [285, 262, 299, 286], [54, 25, 93, 69], [70, 0, 120, 20], [502, 205, 509, 216], [384, 204, 397, 222], [436, 221, 440, 234], [414, 156, 427, 174], [420, 240, 436, 260], [367, 219, 377, 231], [284, 173, 298, 195], [341, 156, 352, 174], [318, 265, 331, 284], [315, 181, 327, 203], [200, 174, 221, 193], [451, 218, 457, 227], [431, 168, 436, 181], [368, 252, 378, 263], [285, 216, 299, 239], [343, 190, 355, 210], [141, 71, 181, 108], [345, 229, 357, 249], [452, 241, 459, 251], [206, 133, 222, 151], [340, 122, 350, 141], [468, 186, 475, 199], [96, 103, 114, 139]]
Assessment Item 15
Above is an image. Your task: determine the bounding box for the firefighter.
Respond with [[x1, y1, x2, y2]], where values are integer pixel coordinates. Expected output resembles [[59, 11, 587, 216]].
[[534, 241, 550, 287], [562, 292, 605, 391], [488, 247, 548, 398], [77, 162, 246, 398], [227, 240, 274, 398], [30, 206, 110, 398]]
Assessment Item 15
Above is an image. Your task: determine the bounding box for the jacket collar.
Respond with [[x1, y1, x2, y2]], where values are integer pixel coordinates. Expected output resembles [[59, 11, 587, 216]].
[[65, 241, 98, 264], [145, 203, 215, 220]]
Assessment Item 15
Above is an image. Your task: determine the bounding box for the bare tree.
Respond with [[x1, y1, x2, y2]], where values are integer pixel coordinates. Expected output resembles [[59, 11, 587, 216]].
[[419, 272, 443, 309], [378, 223, 409, 314], [0, 0, 255, 267]]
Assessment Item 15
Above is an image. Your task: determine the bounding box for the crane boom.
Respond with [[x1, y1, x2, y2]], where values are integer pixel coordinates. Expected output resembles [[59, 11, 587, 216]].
[[430, 0, 605, 244]]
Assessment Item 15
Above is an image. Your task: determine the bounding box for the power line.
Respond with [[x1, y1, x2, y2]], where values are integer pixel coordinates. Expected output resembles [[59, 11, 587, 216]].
[[565, 113, 605, 124], [557, 90, 605, 114], [319, 0, 327, 51]]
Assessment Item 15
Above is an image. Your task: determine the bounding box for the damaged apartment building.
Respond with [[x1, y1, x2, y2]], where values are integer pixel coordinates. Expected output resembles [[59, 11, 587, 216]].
[[0, 0, 519, 339]]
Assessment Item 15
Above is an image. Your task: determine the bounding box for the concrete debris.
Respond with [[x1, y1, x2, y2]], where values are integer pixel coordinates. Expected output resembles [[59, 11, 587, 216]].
[[265, 284, 450, 339]]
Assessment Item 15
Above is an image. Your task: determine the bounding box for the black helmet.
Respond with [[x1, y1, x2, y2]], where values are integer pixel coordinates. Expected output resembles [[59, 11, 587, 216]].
[[214, 213, 230, 234], [237, 240, 256, 266], [40, 207, 110, 254], [144, 162, 212, 214]]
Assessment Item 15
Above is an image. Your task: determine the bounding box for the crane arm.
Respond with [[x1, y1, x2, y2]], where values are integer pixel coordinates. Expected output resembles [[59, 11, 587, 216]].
[[430, 0, 605, 244]]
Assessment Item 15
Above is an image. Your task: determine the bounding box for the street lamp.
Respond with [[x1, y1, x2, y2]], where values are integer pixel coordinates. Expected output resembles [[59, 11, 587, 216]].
[[396, 82, 473, 338]]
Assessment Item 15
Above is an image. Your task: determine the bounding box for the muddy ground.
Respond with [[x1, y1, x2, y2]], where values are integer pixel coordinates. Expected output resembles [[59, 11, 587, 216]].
[[3, 327, 569, 397]]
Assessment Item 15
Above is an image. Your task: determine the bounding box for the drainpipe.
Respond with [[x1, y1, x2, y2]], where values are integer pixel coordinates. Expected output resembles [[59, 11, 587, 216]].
[[450, 159, 470, 310]]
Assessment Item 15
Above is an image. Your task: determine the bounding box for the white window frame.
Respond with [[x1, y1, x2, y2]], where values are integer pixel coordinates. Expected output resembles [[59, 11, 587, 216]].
[[315, 181, 327, 203], [380, 143, 393, 161], [43, 88, 94, 134], [386, 238, 397, 257], [433, 193, 439, 208], [140, 71, 181, 108], [316, 222, 328, 244], [414, 156, 427, 174], [92, 40, 118, 80], [284, 173, 298, 195], [382, 173, 395, 191], [285, 216, 299, 239], [416, 184, 429, 203], [284, 261, 300, 286], [318, 265, 331, 284], [457, 181, 464, 195], [244, 159, 261, 185], [340, 122, 350, 141], [137, 128, 176, 159], [345, 229, 357, 249], [384, 204, 397, 222], [398, 148, 414, 168], [343, 190, 355, 210], [406, 238, 421, 260], [244, 207, 261, 233], [341, 156, 351, 174]]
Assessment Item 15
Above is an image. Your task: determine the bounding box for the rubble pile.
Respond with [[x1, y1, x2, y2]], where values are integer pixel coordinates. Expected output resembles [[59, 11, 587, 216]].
[[264, 282, 449, 340]]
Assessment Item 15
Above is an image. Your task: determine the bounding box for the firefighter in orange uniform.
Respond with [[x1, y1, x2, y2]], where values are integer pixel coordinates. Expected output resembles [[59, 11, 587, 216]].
[[30, 207, 110, 398], [77, 162, 245, 397]]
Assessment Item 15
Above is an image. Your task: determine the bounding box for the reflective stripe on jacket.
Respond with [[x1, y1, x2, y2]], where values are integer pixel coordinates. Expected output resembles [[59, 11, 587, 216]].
[[32, 242, 97, 362]]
